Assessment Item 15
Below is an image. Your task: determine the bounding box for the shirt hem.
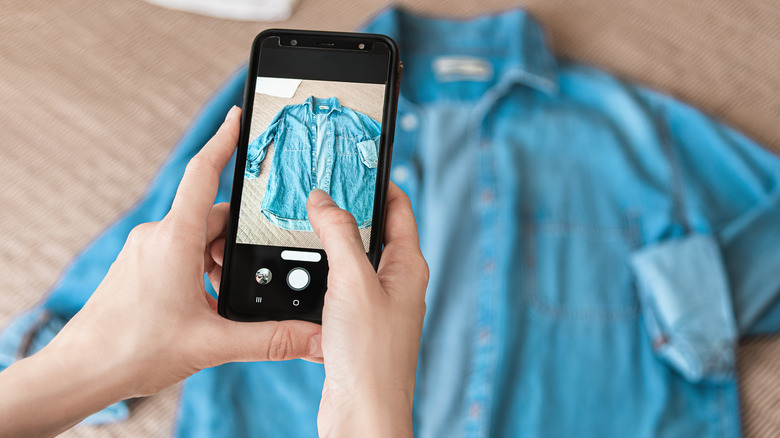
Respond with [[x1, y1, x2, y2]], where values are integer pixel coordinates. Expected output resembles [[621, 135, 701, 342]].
[[261, 209, 373, 231]]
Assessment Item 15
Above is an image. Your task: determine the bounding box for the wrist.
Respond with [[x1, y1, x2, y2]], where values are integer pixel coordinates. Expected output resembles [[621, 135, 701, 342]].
[[44, 326, 139, 402], [328, 385, 414, 438], [43, 338, 136, 403], [0, 340, 133, 437]]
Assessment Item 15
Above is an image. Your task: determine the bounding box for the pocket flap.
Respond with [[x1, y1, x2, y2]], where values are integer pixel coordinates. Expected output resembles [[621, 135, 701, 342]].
[[631, 234, 737, 382]]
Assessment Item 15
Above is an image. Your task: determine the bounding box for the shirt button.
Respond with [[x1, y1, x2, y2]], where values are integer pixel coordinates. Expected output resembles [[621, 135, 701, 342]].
[[480, 190, 494, 204], [391, 166, 410, 183], [478, 328, 490, 344], [400, 113, 418, 132], [468, 403, 482, 419], [652, 334, 669, 350]]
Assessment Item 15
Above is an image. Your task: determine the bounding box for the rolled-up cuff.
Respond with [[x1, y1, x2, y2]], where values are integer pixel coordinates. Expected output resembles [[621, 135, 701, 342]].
[[631, 234, 737, 382]]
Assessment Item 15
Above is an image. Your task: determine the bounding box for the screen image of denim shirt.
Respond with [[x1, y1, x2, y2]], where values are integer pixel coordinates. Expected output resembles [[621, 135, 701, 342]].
[[2, 7, 780, 438], [244, 96, 381, 231]]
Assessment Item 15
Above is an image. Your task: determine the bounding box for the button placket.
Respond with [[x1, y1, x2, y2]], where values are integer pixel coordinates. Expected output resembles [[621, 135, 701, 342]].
[[310, 119, 317, 188], [392, 110, 420, 189], [464, 124, 501, 437]]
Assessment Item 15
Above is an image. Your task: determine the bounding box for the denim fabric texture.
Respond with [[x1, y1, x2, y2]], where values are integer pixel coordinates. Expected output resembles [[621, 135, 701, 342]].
[[1, 7, 780, 438], [245, 96, 381, 231], [366, 8, 780, 438]]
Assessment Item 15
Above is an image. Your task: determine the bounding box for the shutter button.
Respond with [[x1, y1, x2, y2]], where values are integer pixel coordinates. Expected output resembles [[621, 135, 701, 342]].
[[287, 268, 310, 291]]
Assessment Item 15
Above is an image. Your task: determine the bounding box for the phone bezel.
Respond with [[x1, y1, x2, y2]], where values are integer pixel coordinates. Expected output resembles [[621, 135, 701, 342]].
[[218, 29, 401, 323]]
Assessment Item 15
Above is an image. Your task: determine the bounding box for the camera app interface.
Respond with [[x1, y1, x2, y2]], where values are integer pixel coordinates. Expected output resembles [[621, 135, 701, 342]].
[[223, 36, 392, 322], [236, 77, 385, 252]]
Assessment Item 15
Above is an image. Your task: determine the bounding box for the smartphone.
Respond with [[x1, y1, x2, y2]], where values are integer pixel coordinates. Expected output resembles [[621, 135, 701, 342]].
[[217, 29, 401, 323]]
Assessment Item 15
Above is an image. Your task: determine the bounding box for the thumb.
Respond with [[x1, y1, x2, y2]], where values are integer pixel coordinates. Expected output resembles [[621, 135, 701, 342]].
[[307, 189, 369, 270], [208, 319, 323, 364]]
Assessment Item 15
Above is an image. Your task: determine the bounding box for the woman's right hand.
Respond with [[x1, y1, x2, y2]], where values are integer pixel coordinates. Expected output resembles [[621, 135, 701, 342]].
[[306, 184, 429, 438]]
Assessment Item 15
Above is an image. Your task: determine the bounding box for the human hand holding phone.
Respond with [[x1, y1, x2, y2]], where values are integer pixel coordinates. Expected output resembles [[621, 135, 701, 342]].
[[305, 185, 428, 438], [0, 107, 427, 437], [0, 107, 323, 437], [214, 183, 428, 437], [218, 30, 401, 323]]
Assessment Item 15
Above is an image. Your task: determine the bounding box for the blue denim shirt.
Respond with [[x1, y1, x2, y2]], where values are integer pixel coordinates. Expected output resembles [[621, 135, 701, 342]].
[[245, 96, 381, 230], [182, 10, 777, 437], [2, 8, 780, 438], [359, 8, 780, 438]]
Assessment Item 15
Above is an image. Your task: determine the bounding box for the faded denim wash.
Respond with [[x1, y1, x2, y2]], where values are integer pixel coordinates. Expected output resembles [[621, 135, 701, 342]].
[[2, 8, 780, 438], [358, 8, 780, 438], [245, 95, 381, 231]]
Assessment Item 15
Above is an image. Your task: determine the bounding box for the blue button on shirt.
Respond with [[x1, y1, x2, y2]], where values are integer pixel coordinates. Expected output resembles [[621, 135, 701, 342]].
[[245, 96, 381, 231]]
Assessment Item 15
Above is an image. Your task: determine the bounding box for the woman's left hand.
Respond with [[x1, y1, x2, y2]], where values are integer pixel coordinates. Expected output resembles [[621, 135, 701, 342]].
[[0, 106, 323, 438]]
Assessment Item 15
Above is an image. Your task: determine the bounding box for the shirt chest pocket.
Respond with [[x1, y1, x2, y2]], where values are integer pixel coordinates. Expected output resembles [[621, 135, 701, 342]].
[[281, 126, 307, 152], [522, 218, 641, 321], [335, 133, 358, 156]]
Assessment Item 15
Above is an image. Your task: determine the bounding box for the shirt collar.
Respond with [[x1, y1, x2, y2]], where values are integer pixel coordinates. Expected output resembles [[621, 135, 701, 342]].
[[361, 7, 558, 95], [304, 96, 343, 115]]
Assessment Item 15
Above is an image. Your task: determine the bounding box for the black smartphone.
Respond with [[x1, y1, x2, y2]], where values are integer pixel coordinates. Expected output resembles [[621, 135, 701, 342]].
[[218, 29, 401, 323]]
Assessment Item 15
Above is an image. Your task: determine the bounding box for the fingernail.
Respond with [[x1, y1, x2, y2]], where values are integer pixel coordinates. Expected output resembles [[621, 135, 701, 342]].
[[309, 189, 337, 208], [224, 105, 239, 122], [308, 333, 322, 357]]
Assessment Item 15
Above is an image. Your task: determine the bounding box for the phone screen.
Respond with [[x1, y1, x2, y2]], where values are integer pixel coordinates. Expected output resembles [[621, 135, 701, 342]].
[[240, 78, 385, 251], [220, 33, 397, 322]]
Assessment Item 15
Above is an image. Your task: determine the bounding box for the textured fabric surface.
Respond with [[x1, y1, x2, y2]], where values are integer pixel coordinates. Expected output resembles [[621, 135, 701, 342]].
[[363, 9, 778, 437], [0, 0, 778, 437]]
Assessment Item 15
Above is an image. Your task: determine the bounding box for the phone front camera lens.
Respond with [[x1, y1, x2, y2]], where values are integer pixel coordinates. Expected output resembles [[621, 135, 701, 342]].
[[290, 39, 298, 46]]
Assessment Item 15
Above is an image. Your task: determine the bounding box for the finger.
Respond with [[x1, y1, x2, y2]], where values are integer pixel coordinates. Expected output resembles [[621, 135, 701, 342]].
[[377, 182, 429, 299], [168, 106, 241, 235], [206, 203, 230, 243], [303, 333, 323, 363], [206, 235, 226, 292], [306, 189, 371, 271], [206, 319, 322, 364], [206, 256, 222, 294], [210, 236, 226, 267], [203, 203, 228, 288], [382, 181, 421, 252], [204, 291, 218, 312]]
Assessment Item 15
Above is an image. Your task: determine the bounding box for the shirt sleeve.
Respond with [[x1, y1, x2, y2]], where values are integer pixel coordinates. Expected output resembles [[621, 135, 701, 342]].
[[245, 106, 285, 178], [357, 111, 382, 148], [354, 110, 382, 168], [630, 92, 780, 381]]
